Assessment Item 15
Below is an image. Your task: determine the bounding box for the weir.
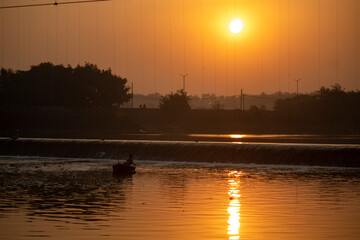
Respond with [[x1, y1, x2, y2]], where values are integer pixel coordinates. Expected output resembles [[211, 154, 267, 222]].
[[0, 138, 359, 168]]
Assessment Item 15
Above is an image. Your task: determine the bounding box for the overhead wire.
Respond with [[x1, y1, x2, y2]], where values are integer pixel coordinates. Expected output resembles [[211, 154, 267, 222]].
[[47, 5, 49, 60], [226, 0, 229, 108], [66, 4, 69, 64], [0, 0, 111, 9], [261, 0, 264, 93], [356, 0, 359, 89], [28, 6, 31, 67], [124, 0, 128, 75], [213, 0, 216, 95], [318, 0, 321, 88], [153, 0, 157, 93], [287, 0, 290, 92], [78, 3, 81, 64], [17, 0, 20, 69], [96, 1, 99, 65], [112, 0, 116, 72], [336, 0, 339, 84], [1, 8, 4, 67], [201, 0, 205, 107], [234, 0, 237, 109], [140, 0, 144, 95], [278, 0, 282, 92], [182, 0, 186, 75], [168, 0, 173, 92], [55, 4, 58, 64]]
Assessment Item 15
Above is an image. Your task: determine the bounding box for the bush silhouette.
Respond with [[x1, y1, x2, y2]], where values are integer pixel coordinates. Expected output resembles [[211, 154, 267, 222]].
[[159, 89, 191, 120]]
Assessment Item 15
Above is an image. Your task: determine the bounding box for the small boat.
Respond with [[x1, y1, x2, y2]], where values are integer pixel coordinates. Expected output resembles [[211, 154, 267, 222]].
[[112, 162, 136, 175]]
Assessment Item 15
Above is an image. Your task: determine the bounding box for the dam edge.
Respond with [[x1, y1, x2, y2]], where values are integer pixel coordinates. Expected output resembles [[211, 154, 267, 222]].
[[1, 138, 359, 168]]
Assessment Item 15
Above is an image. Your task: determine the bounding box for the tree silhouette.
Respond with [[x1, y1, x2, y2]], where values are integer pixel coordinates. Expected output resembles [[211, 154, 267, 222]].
[[159, 89, 191, 120], [274, 84, 360, 130], [0, 62, 131, 107]]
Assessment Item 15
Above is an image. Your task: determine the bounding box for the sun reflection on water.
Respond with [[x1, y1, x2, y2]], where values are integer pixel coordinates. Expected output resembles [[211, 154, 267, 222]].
[[227, 170, 242, 240], [229, 134, 245, 139]]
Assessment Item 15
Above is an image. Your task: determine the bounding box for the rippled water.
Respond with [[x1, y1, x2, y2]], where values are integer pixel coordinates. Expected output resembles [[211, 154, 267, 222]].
[[0, 158, 359, 240]]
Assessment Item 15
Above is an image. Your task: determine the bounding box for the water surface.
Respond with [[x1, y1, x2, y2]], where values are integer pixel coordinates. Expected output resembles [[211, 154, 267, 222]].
[[0, 158, 359, 239]]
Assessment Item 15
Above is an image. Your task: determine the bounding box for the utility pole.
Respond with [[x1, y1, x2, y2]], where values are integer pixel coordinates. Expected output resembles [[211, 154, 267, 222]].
[[239, 89, 245, 110], [242, 93, 245, 110], [294, 78, 301, 95], [131, 82, 134, 109], [181, 73, 188, 91], [240, 89, 243, 110]]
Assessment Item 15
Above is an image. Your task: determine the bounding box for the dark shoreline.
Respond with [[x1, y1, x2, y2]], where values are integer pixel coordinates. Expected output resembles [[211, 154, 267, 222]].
[[2, 107, 360, 140]]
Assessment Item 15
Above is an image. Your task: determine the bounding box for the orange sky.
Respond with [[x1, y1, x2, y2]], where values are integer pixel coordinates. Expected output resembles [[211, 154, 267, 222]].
[[0, 0, 359, 95]]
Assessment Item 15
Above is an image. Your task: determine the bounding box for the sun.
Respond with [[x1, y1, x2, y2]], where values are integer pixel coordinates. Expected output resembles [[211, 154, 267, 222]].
[[229, 19, 243, 34]]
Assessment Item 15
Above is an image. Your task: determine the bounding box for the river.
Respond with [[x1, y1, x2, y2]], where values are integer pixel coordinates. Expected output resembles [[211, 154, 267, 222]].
[[1, 157, 359, 239]]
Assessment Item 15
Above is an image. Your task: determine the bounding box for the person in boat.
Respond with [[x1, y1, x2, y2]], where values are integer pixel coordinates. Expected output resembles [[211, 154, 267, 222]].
[[125, 154, 134, 166]]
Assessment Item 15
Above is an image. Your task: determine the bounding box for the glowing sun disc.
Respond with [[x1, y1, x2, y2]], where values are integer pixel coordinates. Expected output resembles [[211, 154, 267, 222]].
[[229, 19, 243, 34]]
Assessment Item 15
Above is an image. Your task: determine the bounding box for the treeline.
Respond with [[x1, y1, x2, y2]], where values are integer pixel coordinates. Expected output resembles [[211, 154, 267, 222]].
[[124, 91, 294, 110], [274, 84, 360, 130], [0, 62, 131, 107]]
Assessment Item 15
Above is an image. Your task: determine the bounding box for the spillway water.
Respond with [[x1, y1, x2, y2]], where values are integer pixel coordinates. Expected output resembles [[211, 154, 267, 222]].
[[0, 138, 359, 167]]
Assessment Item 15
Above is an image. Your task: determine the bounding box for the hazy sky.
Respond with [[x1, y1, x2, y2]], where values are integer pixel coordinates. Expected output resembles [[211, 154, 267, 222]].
[[0, 0, 359, 95]]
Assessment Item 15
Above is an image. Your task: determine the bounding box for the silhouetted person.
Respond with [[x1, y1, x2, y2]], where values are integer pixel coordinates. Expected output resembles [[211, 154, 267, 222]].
[[125, 154, 134, 166]]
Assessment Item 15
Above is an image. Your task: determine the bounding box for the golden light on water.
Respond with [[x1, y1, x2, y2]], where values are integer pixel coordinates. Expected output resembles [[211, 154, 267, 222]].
[[230, 134, 245, 139], [227, 171, 242, 240]]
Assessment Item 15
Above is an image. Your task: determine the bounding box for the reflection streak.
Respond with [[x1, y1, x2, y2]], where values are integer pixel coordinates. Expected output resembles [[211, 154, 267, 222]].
[[227, 171, 241, 240], [230, 134, 245, 139]]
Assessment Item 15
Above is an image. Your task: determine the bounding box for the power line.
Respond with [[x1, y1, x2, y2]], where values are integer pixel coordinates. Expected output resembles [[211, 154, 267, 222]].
[[112, 0, 116, 72], [318, 0, 321, 89], [182, 0, 186, 74], [356, 0, 359, 89], [78, 4, 81, 64], [96, 1, 99, 65], [278, 0, 282, 92], [17, 1, 19, 69], [226, 0, 229, 108], [124, 0, 128, 75], [28, 7, 31, 67], [234, 0, 237, 109], [213, 0, 216, 95], [55, 6, 58, 64], [140, 0, 144, 95], [47, 6, 49, 60], [0, 0, 111, 9], [287, 0, 290, 92], [336, 0, 339, 84], [1, 9, 4, 66], [201, 0, 205, 107], [66, 5, 69, 64], [168, 0, 173, 92], [153, 0, 157, 94], [261, 0, 264, 93]]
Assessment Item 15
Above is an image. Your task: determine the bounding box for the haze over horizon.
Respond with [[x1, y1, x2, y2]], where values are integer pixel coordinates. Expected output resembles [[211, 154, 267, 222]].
[[0, 0, 359, 96]]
